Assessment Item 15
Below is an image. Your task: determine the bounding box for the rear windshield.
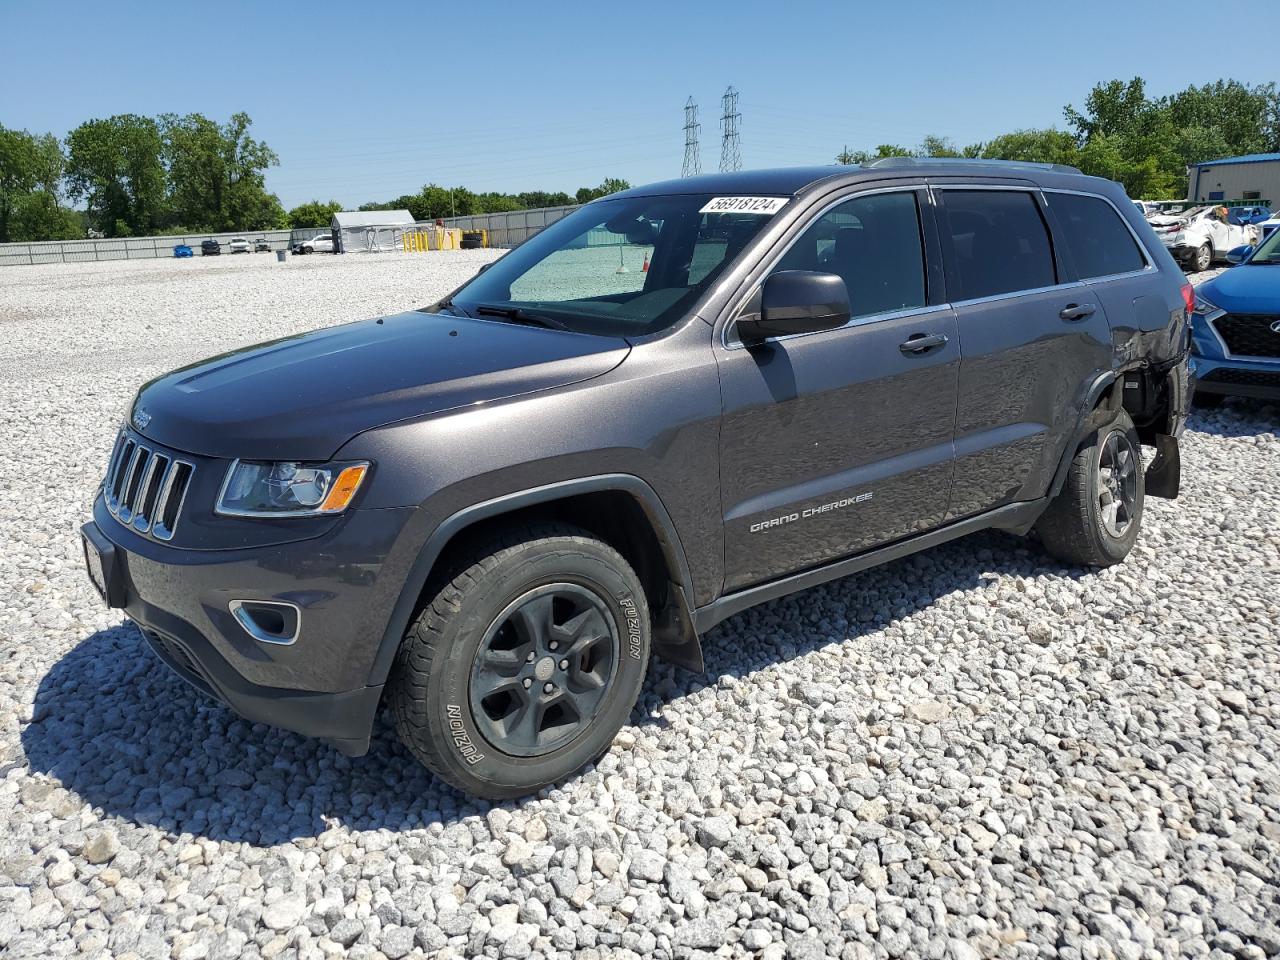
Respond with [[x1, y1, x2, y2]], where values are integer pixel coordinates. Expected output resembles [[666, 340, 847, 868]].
[[444, 194, 787, 337]]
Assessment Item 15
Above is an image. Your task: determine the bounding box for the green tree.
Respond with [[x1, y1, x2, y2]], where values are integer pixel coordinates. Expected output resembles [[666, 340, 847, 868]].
[[574, 178, 631, 203], [0, 124, 40, 242], [978, 128, 1081, 166], [835, 144, 913, 165], [65, 114, 168, 236], [161, 111, 280, 231], [287, 199, 344, 229]]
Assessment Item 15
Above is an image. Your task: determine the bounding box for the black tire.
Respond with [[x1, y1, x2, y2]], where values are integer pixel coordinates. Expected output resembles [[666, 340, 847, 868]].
[[1195, 243, 1212, 271], [389, 523, 649, 799], [1035, 409, 1144, 568]]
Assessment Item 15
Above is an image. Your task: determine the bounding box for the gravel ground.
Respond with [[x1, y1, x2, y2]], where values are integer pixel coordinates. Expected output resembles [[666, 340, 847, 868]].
[[1, 256, 1278, 960]]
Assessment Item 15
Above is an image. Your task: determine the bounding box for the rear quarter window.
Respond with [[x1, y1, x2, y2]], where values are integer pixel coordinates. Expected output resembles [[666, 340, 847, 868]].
[[1050, 193, 1148, 279]]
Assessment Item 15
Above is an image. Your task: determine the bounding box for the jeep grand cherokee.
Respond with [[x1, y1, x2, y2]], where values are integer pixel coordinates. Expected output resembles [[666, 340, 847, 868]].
[[83, 160, 1192, 798]]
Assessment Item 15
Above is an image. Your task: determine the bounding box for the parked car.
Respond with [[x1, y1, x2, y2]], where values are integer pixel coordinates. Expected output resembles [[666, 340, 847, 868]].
[[1133, 200, 1161, 219], [1189, 228, 1280, 404], [199, 239, 220, 256], [254, 238, 271, 253], [1148, 205, 1261, 271], [226, 237, 251, 254], [1255, 212, 1280, 246], [172, 244, 193, 258], [1227, 205, 1272, 226], [292, 234, 334, 254], [82, 161, 1192, 798]]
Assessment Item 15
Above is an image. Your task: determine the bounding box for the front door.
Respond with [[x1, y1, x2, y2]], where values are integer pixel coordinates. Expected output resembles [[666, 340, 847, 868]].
[[716, 188, 960, 592]]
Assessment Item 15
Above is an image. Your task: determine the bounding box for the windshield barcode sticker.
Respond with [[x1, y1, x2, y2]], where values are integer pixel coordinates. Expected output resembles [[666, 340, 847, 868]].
[[699, 196, 789, 215]]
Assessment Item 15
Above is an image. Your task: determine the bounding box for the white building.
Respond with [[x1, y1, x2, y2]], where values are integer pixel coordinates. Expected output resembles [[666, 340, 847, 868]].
[[1187, 153, 1280, 207], [330, 210, 416, 253]]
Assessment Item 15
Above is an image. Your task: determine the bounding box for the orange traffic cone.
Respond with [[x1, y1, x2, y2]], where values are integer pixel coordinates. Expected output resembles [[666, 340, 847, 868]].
[[641, 253, 650, 272]]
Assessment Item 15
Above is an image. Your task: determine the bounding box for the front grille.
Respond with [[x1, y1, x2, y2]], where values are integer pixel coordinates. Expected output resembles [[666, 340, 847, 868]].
[[1200, 368, 1280, 388], [104, 432, 195, 540], [1211, 313, 1280, 359]]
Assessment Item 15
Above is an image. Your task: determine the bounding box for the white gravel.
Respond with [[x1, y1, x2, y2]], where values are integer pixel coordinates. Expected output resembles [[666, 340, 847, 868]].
[[1, 255, 1278, 960]]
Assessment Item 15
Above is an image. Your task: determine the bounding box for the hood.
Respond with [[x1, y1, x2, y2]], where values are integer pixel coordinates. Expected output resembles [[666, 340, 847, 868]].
[[1148, 215, 1187, 228], [1200, 264, 1280, 314], [132, 311, 630, 459]]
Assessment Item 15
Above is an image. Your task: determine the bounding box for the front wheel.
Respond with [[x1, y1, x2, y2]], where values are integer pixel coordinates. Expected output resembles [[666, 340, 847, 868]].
[[1035, 409, 1145, 567], [389, 523, 650, 799]]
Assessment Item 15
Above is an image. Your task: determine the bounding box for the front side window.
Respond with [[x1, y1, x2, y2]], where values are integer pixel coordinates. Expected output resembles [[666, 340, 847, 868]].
[[447, 194, 786, 337], [939, 190, 1056, 300], [768, 191, 927, 319], [1049, 193, 1147, 279]]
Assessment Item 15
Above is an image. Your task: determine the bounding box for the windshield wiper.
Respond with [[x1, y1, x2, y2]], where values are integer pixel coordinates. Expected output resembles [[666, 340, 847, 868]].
[[473, 304, 572, 331]]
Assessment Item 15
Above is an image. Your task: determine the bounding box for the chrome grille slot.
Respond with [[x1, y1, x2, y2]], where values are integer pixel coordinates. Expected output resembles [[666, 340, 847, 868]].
[[102, 430, 196, 540], [152, 460, 193, 541], [132, 453, 169, 532]]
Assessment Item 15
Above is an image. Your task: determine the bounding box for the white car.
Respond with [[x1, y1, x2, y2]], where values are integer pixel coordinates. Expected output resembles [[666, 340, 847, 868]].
[[1132, 200, 1161, 219], [1258, 213, 1280, 247], [1147, 205, 1260, 272], [227, 237, 251, 254], [292, 234, 335, 255]]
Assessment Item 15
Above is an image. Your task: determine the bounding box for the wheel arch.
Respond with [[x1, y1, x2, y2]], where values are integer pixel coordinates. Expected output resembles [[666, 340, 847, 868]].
[[367, 475, 703, 688]]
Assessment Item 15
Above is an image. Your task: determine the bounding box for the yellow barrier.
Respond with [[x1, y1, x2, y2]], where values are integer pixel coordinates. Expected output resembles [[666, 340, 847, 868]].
[[403, 228, 467, 252]]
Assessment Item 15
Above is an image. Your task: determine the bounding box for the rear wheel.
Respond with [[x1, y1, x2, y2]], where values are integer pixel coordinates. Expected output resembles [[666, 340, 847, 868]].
[[1036, 409, 1144, 567], [389, 523, 649, 799], [1194, 243, 1212, 271]]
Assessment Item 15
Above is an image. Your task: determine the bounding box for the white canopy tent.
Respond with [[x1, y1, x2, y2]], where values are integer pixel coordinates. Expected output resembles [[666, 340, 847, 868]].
[[330, 210, 416, 253]]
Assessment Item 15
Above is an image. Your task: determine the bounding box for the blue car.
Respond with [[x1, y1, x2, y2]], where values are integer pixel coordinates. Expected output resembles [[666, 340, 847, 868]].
[[1191, 231, 1280, 404], [173, 243, 193, 258]]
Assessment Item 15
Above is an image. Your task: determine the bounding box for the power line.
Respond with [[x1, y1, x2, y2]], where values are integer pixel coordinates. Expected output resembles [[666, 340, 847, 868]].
[[682, 96, 701, 177], [720, 86, 742, 173]]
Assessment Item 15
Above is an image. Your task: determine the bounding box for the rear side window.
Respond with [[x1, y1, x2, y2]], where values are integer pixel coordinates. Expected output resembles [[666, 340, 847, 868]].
[[770, 191, 926, 319], [940, 190, 1056, 300], [1049, 192, 1147, 279]]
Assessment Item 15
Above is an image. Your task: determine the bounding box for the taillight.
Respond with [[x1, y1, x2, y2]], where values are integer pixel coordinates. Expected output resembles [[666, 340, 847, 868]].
[[1180, 283, 1195, 316]]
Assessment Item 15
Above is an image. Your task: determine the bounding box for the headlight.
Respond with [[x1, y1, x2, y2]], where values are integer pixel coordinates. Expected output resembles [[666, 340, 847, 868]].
[[1192, 291, 1222, 317], [216, 460, 369, 517]]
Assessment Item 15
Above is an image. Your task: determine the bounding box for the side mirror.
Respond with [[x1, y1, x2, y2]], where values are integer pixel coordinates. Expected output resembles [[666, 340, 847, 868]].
[[1226, 245, 1253, 265], [738, 271, 851, 343]]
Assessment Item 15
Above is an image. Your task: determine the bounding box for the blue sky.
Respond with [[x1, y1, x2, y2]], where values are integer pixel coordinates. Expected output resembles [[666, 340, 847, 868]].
[[3, 0, 1276, 209]]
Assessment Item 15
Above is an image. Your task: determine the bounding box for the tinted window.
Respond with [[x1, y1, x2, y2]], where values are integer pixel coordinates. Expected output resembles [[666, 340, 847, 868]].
[[940, 190, 1056, 300], [1049, 193, 1146, 279], [770, 191, 926, 319]]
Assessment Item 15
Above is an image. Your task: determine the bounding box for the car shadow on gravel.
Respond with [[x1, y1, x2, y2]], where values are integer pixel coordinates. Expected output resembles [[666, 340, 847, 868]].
[[23, 530, 1081, 846]]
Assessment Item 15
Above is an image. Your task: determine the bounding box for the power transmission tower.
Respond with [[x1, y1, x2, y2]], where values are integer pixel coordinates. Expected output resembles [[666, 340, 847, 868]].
[[719, 85, 742, 172], [682, 97, 702, 177]]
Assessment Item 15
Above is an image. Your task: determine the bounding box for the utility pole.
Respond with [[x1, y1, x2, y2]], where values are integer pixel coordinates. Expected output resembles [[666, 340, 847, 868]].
[[719, 85, 742, 173], [682, 96, 702, 177]]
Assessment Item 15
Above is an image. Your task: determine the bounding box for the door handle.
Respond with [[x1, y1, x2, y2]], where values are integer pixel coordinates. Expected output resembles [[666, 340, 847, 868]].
[[1059, 303, 1096, 321], [899, 332, 949, 355]]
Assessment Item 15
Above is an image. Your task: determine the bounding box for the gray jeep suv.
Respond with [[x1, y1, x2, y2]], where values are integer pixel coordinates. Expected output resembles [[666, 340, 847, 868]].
[[82, 160, 1192, 798]]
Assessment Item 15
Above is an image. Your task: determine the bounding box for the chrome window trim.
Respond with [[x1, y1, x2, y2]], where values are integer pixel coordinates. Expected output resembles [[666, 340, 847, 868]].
[[949, 280, 1087, 310], [719, 184, 933, 350], [228, 599, 301, 646], [1039, 187, 1156, 279]]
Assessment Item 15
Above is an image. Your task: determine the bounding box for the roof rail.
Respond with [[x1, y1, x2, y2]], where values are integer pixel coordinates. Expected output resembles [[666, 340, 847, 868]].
[[865, 156, 1083, 175]]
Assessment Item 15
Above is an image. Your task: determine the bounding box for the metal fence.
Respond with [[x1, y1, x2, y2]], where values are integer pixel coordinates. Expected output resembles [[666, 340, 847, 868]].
[[0, 228, 334, 267], [0, 205, 586, 267], [440, 204, 582, 248]]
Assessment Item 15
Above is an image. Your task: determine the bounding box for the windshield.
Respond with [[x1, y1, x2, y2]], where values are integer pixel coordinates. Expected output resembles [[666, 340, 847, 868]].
[[444, 193, 788, 337]]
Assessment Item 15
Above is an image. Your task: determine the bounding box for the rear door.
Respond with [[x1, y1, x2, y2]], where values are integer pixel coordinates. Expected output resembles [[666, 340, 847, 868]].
[[934, 184, 1112, 520], [1042, 189, 1163, 334], [715, 186, 960, 591]]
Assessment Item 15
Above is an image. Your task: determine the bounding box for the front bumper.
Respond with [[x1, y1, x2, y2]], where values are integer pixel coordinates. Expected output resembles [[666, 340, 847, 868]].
[[1190, 313, 1280, 400], [82, 498, 416, 756]]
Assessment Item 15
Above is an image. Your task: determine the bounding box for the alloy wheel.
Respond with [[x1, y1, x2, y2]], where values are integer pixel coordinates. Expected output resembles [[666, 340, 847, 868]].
[[469, 583, 620, 757], [1097, 430, 1139, 539]]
